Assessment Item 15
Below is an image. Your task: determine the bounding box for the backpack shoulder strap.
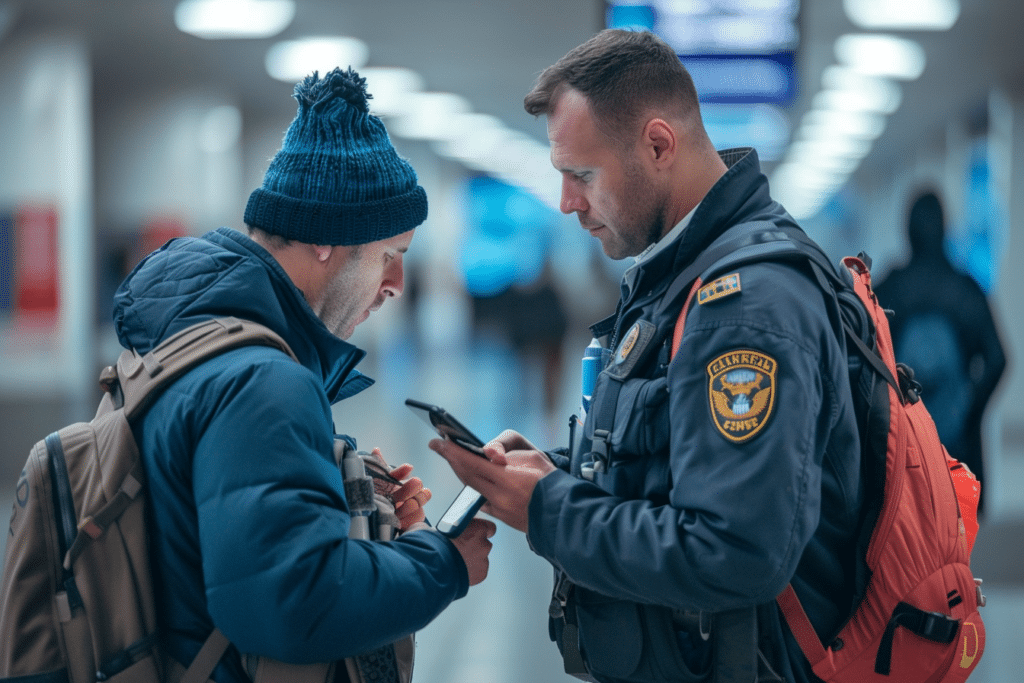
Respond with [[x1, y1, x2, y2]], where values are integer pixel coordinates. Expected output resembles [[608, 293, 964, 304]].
[[662, 221, 819, 357], [666, 226, 904, 400], [115, 317, 298, 421], [77, 319, 297, 683], [64, 319, 297, 568], [655, 221, 789, 321], [178, 627, 233, 683], [664, 222, 844, 318]]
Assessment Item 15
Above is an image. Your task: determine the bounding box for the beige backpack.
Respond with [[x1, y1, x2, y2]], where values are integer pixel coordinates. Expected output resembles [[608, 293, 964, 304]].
[[0, 317, 413, 683]]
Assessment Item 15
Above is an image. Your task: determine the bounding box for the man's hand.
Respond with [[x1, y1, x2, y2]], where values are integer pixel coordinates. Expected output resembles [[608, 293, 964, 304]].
[[429, 429, 555, 534], [448, 518, 497, 586], [384, 455, 432, 530]]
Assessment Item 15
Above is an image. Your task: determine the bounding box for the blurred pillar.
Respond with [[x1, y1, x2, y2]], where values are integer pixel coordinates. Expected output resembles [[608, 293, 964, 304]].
[[93, 87, 244, 362], [986, 87, 1023, 516], [0, 32, 94, 416], [0, 32, 94, 482]]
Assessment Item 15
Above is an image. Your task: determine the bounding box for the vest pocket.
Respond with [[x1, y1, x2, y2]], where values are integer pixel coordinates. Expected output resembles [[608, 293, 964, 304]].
[[573, 587, 710, 683], [605, 375, 670, 461]]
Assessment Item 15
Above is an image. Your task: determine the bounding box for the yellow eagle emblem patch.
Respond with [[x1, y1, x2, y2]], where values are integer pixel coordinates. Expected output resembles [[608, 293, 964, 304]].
[[707, 350, 777, 443]]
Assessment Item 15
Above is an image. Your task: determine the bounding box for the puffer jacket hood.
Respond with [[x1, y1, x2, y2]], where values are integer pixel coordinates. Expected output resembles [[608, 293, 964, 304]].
[[113, 227, 372, 402]]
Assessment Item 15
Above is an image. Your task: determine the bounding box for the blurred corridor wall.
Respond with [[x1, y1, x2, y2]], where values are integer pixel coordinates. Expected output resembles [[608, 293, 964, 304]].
[[0, 30, 94, 481], [95, 89, 244, 235]]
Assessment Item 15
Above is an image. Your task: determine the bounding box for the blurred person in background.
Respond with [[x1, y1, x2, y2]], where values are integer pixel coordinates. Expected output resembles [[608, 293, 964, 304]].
[[469, 263, 569, 438], [433, 29, 866, 683], [459, 176, 571, 440], [874, 189, 1007, 515], [112, 67, 494, 683]]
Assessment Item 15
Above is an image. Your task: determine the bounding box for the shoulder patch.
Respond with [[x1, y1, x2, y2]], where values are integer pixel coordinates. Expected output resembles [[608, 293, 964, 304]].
[[707, 349, 777, 443], [698, 273, 741, 305], [615, 323, 641, 365], [606, 320, 657, 378]]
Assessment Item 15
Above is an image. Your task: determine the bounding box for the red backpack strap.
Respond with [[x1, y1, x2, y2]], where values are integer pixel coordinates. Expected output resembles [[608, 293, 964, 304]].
[[947, 454, 981, 554], [670, 277, 704, 359], [776, 585, 829, 668]]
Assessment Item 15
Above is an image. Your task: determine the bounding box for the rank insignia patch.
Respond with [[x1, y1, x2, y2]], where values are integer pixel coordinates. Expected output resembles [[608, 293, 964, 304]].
[[698, 273, 741, 305], [707, 349, 777, 443]]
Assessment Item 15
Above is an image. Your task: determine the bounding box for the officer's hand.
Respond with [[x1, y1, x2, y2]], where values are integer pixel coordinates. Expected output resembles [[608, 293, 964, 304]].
[[448, 518, 497, 586], [430, 432, 555, 534], [484, 429, 540, 458]]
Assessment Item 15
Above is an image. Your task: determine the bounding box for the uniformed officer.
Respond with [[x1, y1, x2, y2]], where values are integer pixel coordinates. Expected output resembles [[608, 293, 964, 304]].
[[432, 29, 863, 683]]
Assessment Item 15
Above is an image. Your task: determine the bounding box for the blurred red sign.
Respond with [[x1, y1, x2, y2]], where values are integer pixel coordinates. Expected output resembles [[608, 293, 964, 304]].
[[15, 205, 59, 316]]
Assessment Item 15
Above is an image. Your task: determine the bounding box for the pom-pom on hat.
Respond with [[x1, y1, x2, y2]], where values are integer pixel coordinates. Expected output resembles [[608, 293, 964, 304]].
[[244, 67, 427, 246]]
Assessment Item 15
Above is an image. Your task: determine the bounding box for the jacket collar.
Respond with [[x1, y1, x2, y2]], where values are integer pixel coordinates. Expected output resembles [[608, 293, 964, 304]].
[[193, 229, 373, 403], [591, 148, 772, 339], [628, 148, 783, 297], [207, 227, 372, 403]]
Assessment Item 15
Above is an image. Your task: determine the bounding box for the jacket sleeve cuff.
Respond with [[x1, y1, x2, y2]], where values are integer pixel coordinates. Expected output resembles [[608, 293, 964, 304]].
[[525, 468, 575, 565], [397, 527, 471, 600], [545, 448, 571, 471]]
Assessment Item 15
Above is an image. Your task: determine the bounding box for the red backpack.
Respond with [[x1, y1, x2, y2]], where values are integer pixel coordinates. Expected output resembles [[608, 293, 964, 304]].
[[670, 224, 985, 682]]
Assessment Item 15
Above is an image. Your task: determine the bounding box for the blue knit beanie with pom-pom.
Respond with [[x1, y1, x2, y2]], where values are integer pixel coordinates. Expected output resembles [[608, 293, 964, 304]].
[[244, 67, 427, 246]]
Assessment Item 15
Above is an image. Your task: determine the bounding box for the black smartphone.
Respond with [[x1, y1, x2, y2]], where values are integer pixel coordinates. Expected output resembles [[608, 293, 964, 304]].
[[405, 398, 487, 537], [404, 398, 486, 456]]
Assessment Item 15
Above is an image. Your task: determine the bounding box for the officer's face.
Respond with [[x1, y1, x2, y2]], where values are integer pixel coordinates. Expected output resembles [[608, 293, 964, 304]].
[[548, 88, 664, 260]]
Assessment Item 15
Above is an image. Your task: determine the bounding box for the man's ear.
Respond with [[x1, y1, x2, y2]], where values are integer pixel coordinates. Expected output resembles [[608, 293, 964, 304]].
[[312, 244, 333, 263], [299, 244, 337, 309], [643, 118, 676, 167]]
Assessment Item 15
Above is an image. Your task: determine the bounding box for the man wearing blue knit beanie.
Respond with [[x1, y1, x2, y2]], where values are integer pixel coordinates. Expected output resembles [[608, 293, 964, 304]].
[[111, 67, 495, 683]]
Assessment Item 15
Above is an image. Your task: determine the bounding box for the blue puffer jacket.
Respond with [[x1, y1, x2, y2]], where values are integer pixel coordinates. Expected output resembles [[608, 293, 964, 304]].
[[113, 227, 468, 683]]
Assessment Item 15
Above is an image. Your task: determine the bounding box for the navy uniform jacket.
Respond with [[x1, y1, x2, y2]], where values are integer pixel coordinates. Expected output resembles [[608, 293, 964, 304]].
[[527, 149, 863, 683]]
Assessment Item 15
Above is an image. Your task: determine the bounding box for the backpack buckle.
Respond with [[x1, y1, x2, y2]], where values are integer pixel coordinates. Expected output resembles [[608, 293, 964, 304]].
[[98, 366, 119, 393], [591, 430, 610, 472], [896, 363, 922, 404], [549, 571, 571, 619], [78, 516, 104, 540], [672, 609, 712, 641], [915, 610, 959, 643]]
